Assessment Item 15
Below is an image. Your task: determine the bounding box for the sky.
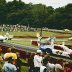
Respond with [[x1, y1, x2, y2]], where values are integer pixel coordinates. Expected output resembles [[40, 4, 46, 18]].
[[6, 0, 72, 9]]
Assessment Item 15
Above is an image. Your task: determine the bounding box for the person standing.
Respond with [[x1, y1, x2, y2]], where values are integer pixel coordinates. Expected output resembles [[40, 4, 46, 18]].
[[3, 57, 17, 72], [37, 35, 42, 47], [55, 59, 65, 72], [34, 50, 43, 72], [16, 52, 25, 72], [40, 58, 48, 72], [28, 53, 35, 72], [4, 48, 17, 61]]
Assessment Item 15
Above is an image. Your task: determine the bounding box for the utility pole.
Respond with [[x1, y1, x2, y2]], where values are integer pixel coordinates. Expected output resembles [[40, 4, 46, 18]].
[[40, 5, 45, 37]]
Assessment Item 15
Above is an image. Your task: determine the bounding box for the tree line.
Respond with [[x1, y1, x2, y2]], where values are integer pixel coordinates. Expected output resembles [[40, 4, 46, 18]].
[[0, 0, 72, 30]]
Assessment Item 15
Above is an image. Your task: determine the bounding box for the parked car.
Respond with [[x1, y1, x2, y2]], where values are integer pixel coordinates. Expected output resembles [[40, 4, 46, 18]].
[[39, 44, 72, 58]]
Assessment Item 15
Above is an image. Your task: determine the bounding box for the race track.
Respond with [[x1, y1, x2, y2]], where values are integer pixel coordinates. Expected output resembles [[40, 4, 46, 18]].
[[0, 42, 72, 62]]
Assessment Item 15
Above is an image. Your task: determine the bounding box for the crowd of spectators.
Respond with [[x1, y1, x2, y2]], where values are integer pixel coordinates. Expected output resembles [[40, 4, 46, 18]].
[[0, 24, 28, 32], [28, 50, 72, 72], [0, 47, 26, 72], [0, 47, 72, 72], [0, 24, 44, 32]]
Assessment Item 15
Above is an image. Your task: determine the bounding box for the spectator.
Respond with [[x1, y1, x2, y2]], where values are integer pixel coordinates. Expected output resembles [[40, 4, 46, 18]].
[[3, 57, 17, 72], [49, 58, 56, 72], [40, 57, 48, 72], [34, 50, 43, 72], [44, 54, 51, 72], [55, 59, 65, 72], [65, 62, 72, 72], [16, 52, 25, 72], [28, 53, 35, 72], [37, 35, 42, 47], [4, 48, 17, 64]]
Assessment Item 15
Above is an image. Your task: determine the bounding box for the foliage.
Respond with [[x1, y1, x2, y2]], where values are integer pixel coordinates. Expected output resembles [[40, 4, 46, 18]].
[[0, 0, 72, 29]]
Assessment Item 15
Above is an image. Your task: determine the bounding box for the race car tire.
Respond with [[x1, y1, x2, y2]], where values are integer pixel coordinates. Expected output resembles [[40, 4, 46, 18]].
[[45, 48, 52, 54]]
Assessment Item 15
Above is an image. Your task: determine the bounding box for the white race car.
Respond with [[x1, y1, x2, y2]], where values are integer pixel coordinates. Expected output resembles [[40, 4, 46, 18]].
[[40, 44, 72, 58], [0, 35, 8, 42]]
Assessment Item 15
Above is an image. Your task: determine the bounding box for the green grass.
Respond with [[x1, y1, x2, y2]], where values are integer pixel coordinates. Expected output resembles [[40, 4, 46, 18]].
[[55, 41, 72, 45], [65, 41, 72, 45], [7, 38, 72, 48], [0, 31, 71, 37], [0, 31, 72, 72], [0, 31, 72, 47], [7, 38, 38, 48], [7, 39, 32, 46]]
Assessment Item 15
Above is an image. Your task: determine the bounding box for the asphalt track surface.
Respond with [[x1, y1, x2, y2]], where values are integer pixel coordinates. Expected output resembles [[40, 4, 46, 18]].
[[0, 42, 38, 52], [0, 42, 72, 62]]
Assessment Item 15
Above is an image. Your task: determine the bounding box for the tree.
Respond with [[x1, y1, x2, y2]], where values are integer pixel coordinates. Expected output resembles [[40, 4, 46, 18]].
[[0, 0, 71, 30], [0, 0, 6, 5]]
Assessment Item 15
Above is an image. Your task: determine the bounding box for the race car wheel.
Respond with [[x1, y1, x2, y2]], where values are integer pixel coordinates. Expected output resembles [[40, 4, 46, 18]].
[[45, 48, 52, 54]]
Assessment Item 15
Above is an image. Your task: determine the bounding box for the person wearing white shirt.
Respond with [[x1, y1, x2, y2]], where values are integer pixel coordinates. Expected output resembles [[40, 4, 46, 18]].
[[48, 58, 56, 72], [40, 55, 49, 72], [55, 59, 65, 72], [40, 66, 47, 72], [37, 36, 42, 47], [34, 50, 43, 72], [3, 57, 17, 72], [48, 63, 55, 72]]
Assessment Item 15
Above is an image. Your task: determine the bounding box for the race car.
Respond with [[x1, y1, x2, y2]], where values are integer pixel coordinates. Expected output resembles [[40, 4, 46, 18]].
[[0, 35, 8, 42], [39, 44, 72, 58]]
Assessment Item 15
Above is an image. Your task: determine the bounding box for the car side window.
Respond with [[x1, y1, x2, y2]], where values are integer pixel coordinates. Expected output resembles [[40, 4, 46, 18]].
[[54, 46, 64, 51]]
